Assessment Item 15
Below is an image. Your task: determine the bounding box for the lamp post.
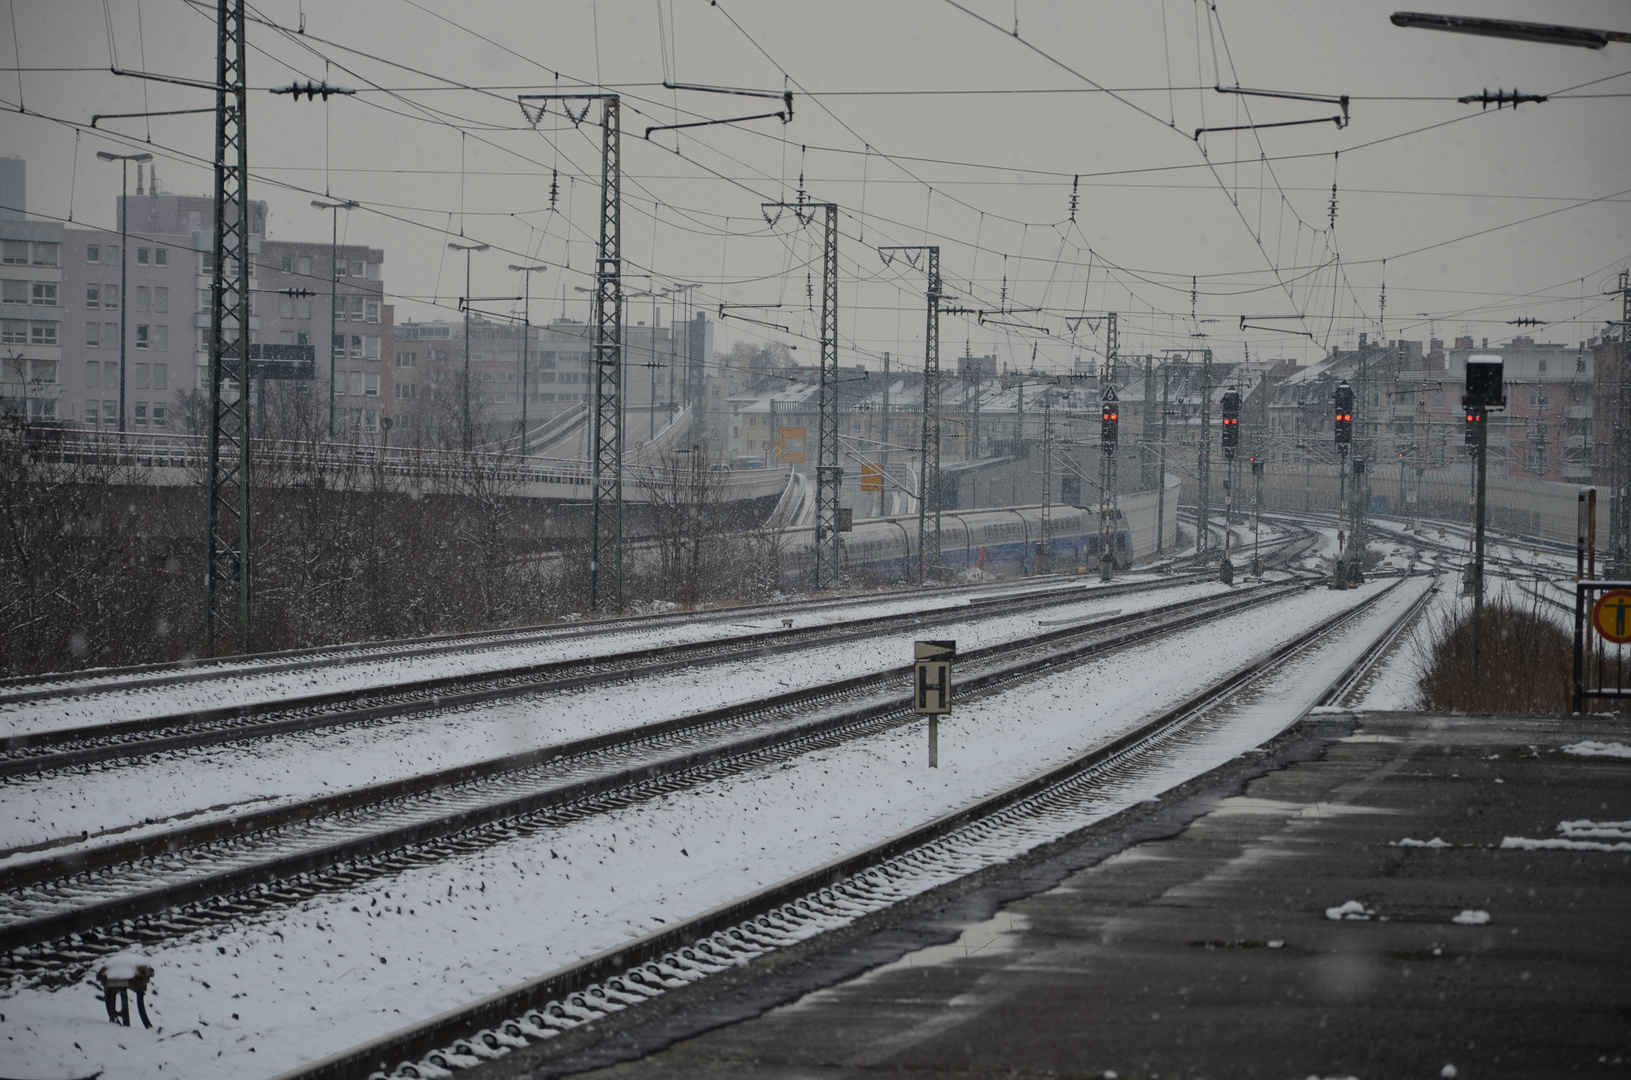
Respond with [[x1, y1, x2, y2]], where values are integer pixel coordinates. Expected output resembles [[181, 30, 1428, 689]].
[[96, 151, 153, 433], [311, 199, 358, 438], [449, 241, 489, 450], [508, 262, 548, 454]]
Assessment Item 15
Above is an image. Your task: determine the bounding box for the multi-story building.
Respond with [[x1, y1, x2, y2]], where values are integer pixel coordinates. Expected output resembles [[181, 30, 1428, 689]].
[[0, 217, 64, 422], [50, 190, 388, 437], [257, 237, 386, 436]]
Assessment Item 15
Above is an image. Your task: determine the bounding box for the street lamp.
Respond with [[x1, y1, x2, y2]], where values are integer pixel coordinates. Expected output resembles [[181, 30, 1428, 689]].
[[449, 241, 489, 450], [96, 150, 153, 433], [312, 199, 358, 438], [508, 262, 548, 454]]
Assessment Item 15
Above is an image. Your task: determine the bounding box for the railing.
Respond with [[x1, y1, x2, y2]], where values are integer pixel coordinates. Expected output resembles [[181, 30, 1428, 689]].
[[8, 422, 783, 497]]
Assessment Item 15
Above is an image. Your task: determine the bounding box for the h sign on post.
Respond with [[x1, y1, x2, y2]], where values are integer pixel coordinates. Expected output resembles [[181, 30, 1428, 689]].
[[914, 640, 955, 768], [913, 640, 955, 713]]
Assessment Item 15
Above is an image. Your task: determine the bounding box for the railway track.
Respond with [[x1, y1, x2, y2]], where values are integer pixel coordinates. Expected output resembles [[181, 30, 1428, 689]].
[[0, 568, 1162, 705], [280, 567, 1437, 1080], [0, 573, 1207, 780], [0, 577, 1333, 973]]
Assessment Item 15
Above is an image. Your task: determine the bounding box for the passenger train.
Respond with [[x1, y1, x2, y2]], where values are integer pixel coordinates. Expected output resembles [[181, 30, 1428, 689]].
[[776, 494, 1170, 586]]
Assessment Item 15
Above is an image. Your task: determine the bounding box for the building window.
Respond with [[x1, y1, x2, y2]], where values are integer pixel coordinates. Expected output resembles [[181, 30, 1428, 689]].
[[349, 333, 362, 358], [86, 284, 100, 308], [87, 244, 101, 263], [86, 361, 100, 387], [30, 322, 56, 346], [280, 330, 295, 346], [1, 240, 26, 264], [364, 337, 379, 360], [136, 324, 149, 349], [27, 359, 56, 383], [134, 362, 149, 389], [198, 288, 210, 313], [1538, 358, 1547, 373], [365, 299, 380, 323], [105, 322, 117, 346], [86, 322, 100, 348], [296, 330, 310, 346], [296, 298, 311, 319], [199, 251, 213, 274], [152, 325, 168, 352], [136, 285, 150, 312], [335, 259, 348, 278], [30, 242, 58, 266], [298, 256, 311, 277], [102, 401, 116, 424], [30, 282, 57, 306], [152, 362, 167, 389], [151, 403, 166, 428], [154, 248, 168, 267], [348, 371, 363, 396], [1, 278, 24, 303], [395, 382, 416, 399], [350, 260, 365, 277], [85, 398, 100, 422], [153, 286, 168, 313], [280, 256, 293, 272], [134, 401, 148, 427], [396, 351, 417, 368], [280, 296, 294, 319], [364, 372, 379, 396], [104, 284, 118, 310], [348, 296, 364, 320], [136, 247, 150, 265]]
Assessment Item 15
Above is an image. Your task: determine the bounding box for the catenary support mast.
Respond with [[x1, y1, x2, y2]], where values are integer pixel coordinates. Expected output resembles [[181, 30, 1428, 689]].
[[202, 0, 252, 654], [879, 245, 941, 582]]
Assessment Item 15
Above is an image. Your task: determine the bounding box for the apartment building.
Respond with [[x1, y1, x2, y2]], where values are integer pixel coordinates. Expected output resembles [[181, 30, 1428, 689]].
[[0, 218, 64, 422], [47, 191, 388, 436]]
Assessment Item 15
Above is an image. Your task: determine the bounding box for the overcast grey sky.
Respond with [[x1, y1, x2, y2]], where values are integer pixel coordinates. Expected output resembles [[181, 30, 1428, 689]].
[[3, 0, 1628, 372]]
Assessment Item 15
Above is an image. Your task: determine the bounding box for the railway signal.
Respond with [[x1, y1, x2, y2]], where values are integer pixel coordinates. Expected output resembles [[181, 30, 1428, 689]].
[[1100, 387, 1119, 450], [1464, 411, 1480, 452], [1220, 390, 1241, 458], [1463, 354, 1505, 678], [1334, 381, 1354, 446]]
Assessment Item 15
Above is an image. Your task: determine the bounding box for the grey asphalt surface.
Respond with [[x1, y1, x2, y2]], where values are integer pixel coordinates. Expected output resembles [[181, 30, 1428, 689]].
[[477, 711, 1631, 1080]]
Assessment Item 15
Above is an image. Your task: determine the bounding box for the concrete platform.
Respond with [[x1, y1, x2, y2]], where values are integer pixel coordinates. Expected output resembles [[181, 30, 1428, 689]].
[[485, 711, 1631, 1080]]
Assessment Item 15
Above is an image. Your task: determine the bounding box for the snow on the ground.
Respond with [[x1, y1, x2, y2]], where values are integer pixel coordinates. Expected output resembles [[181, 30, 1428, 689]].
[[0, 577, 1418, 1080], [0, 577, 1145, 737], [1562, 741, 1631, 759], [0, 580, 1234, 867]]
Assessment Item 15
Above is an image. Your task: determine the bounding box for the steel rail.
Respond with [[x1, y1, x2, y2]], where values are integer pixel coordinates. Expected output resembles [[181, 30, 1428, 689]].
[[0, 581, 1309, 961], [280, 571, 1424, 1080], [0, 572, 1133, 703], [0, 574, 1201, 779]]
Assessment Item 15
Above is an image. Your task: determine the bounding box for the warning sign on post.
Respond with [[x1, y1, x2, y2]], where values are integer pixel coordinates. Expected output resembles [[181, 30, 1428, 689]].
[[861, 462, 883, 491], [913, 640, 955, 714], [1592, 589, 1631, 644], [773, 427, 806, 463]]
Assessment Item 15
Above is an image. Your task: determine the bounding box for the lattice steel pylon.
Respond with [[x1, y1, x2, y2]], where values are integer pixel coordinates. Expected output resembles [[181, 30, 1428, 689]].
[[767, 201, 842, 588], [814, 204, 841, 589], [523, 92, 624, 611], [879, 245, 941, 582], [590, 97, 624, 612], [1140, 355, 1158, 490], [202, 0, 252, 654], [1610, 270, 1631, 577]]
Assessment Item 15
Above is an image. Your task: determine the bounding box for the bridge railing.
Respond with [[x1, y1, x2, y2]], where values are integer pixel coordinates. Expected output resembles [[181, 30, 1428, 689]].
[[9, 425, 786, 496]]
